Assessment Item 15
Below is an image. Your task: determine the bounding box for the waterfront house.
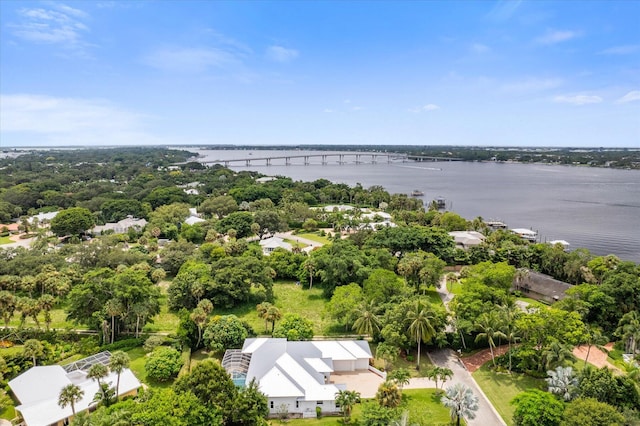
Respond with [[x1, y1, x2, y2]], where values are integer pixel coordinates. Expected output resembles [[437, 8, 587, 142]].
[[259, 236, 293, 255], [449, 231, 485, 249], [512, 270, 572, 303], [91, 216, 147, 235]]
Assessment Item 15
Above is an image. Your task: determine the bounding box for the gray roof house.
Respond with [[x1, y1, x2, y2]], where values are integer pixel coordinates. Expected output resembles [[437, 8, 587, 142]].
[[512, 270, 572, 303], [223, 338, 375, 418], [92, 217, 147, 235]]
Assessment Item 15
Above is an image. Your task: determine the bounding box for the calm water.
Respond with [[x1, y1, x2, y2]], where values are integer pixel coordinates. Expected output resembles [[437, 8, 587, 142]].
[[190, 149, 640, 262]]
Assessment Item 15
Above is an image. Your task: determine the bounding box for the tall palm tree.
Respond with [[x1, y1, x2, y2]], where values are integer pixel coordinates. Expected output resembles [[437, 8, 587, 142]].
[[474, 311, 506, 367], [441, 383, 479, 426], [190, 307, 207, 348], [375, 342, 398, 371], [334, 389, 360, 423], [391, 411, 419, 426], [352, 300, 381, 338], [500, 303, 520, 373], [58, 384, 84, 416], [616, 311, 640, 354], [265, 305, 282, 334], [583, 325, 608, 367], [109, 351, 130, 400], [87, 363, 109, 387], [105, 298, 123, 344], [406, 301, 437, 369], [256, 302, 273, 332], [39, 294, 56, 331]]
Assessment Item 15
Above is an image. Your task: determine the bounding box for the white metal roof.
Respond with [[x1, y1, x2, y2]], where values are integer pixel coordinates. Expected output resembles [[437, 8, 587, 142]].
[[312, 341, 357, 361], [304, 358, 334, 373], [9, 366, 141, 426], [338, 340, 373, 359], [243, 337, 269, 353], [259, 366, 304, 397]]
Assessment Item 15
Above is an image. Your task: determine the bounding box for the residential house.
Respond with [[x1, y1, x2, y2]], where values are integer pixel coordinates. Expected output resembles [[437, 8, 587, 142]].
[[91, 217, 147, 235], [259, 236, 293, 255], [449, 231, 485, 249], [223, 338, 374, 418], [8, 351, 141, 426], [512, 270, 572, 303]]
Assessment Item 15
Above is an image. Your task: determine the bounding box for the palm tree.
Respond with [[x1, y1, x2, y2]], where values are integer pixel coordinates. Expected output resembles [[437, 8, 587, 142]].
[[545, 366, 577, 401], [58, 383, 84, 416], [542, 341, 576, 371], [265, 305, 282, 334], [583, 325, 608, 367], [0, 291, 17, 328], [387, 368, 411, 394], [441, 383, 479, 426], [334, 389, 360, 423], [92, 382, 116, 407], [500, 303, 521, 373], [105, 298, 123, 344], [190, 307, 207, 348], [376, 380, 402, 408], [434, 366, 454, 390], [406, 300, 437, 369], [616, 311, 640, 354], [39, 294, 56, 331], [256, 301, 273, 332], [87, 363, 109, 387], [474, 311, 506, 367], [109, 351, 130, 400], [352, 300, 381, 338], [23, 339, 44, 366]]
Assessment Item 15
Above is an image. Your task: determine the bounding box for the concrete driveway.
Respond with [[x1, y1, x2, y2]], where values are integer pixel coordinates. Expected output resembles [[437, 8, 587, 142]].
[[329, 371, 385, 398]]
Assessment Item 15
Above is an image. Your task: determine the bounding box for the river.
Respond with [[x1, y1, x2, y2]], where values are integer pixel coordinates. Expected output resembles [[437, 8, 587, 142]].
[[189, 149, 640, 262]]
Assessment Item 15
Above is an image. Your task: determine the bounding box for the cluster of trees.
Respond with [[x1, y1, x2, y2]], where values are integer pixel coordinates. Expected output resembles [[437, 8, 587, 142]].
[[512, 364, 640, 426]]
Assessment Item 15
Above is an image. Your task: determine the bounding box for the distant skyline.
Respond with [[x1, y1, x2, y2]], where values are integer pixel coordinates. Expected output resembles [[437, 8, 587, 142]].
[[1, 0, 639, 148]]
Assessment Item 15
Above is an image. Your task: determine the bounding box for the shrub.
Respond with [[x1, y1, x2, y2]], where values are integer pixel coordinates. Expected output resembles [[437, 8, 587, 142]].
[[145, 347, 183, 382]]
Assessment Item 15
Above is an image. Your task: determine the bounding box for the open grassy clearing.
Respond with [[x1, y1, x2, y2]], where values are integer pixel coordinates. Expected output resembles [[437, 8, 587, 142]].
[[7, 307, 81, 330], [472, 364, 545, 426], [516, 297, 549, 311], [0, 236, 13, 245], [294, 232, 332, 245], [282, 389, 451, 426], [124, 346, 173, 388]]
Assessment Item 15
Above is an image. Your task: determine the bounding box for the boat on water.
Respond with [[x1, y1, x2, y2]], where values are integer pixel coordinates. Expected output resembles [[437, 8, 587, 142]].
[[485, 220, 508, 230], [511, 228, 538, 242], [434, 197, 446, 210], [411, 190, 424, 196], [548, 240, 570, 250]]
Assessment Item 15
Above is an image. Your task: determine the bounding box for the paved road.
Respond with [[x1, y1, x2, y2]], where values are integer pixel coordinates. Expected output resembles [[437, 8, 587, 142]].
[[430, 348, 507, 426]]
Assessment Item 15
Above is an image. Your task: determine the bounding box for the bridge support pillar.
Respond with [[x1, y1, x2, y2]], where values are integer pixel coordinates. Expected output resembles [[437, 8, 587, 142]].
[[322, 155, 327, 165], [355, 154, 361, 164], [266, 158, 271, 166], [304, 156, 309, 165], [246, 160, 250, 166], [286, 157, 291, 166]]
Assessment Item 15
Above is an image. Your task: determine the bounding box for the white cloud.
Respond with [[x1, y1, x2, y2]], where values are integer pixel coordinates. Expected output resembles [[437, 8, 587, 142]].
[[0, 94, 165, 145], [409, 104, 441, 113], [616, 91, 640, 104], [9, 4, 90, 48], [553, 95, 603, 105], [600, 45, 640, 55], [470, 43, 490, 54], [266, 46, 299, 63], [143, 47, 241, 73], [501, 77, 563, 93], [535, 29, 580, 45]]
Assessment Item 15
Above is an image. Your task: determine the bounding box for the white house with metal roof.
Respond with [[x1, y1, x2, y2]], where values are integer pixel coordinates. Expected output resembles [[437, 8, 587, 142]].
[[8, 351, 141, 426], [223, 338, 373, 418], [259, 236, 293, 255]]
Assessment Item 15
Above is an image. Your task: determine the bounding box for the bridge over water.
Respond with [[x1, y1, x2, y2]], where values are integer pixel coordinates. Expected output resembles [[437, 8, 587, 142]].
[[198, 153, 462, 167]]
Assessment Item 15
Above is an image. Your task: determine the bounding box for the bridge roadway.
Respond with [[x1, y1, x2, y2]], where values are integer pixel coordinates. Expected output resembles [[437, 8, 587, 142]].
[[198, 153, 462, 167]]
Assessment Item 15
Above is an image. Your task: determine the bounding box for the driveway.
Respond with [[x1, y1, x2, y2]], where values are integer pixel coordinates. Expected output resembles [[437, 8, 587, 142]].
[[329, 370, 384, 398], [430, 349, 507, 426]]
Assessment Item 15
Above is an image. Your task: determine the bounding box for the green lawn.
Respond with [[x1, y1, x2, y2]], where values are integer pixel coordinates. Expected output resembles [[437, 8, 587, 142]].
[[447, 281, 464, 295], [217, 281, 332, 335], [424, 289, 444, 306], [283, 389, 451, 426], [0, 236, 13, 245], [7, 308, 81, 330], [472, 364, 545, 426], [125, 346, 173, 388], [295, 232, 332, 245], [145, 294, 180, 332]]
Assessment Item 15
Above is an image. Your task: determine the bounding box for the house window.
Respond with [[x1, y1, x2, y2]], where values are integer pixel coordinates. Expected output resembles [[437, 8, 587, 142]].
[[270, 401, 274, 409]]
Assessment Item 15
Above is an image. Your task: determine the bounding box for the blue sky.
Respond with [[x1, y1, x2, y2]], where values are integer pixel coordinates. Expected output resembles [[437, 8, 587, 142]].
[[1, 0, 639, 147]]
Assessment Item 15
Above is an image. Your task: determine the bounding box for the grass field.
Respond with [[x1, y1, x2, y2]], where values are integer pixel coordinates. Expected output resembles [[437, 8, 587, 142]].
[[0, 236, 13, 245], [125, 346, 173, 388], [370, 342, 434, 377], [295, 232, 332, 245], [516, 297, 549, 311], [6, 307, 81, 330], [283, 389, 451, 426], [472, 364, 545, 426]]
